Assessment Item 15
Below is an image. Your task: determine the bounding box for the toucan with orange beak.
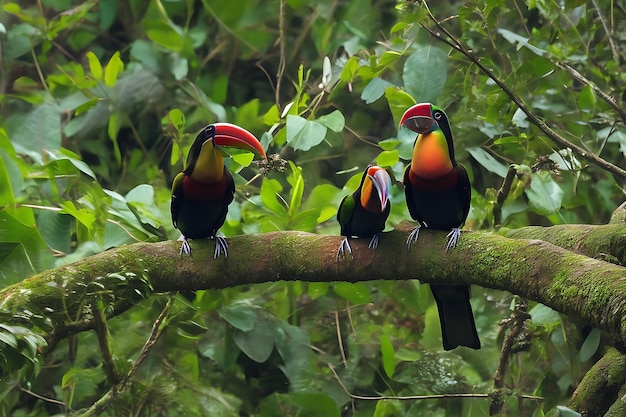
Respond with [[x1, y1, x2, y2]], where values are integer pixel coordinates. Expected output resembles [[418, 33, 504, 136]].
[[400, 103, 480, 350], [337, 164, 392, 259], [171, 123, 266, 257]]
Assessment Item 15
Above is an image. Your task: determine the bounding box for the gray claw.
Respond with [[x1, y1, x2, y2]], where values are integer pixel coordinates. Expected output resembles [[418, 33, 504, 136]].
[[406, 226, 421, 251]]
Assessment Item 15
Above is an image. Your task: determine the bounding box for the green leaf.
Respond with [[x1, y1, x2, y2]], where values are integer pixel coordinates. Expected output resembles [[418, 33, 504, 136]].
[[104, 51, 124, 87], [316, 110, 345, 133], [286, 115, 327, 151], [232, 315, 275, 363], [380, 334, 396, 378], [376, 150, 399, 167], [6, 103, 62, 164], [333, 282, 371, 304], [402, 45, 448, 104], [86, 51, 103, 80], [260, 178, 287, 216], [291, 393, 340, 417], [362, 77, 394, 104], [577, 84, 596, 112], [107, 112, 123, 165], [579, 328, 601, 362], [308, 282, 329, 299], [467, 147, 509, 178], [143, 19, 184, 51], [219, 303, 258, 331], [529, 304, 560, 326], [385, 87, 416, 128], [526, 172, 563, 215]]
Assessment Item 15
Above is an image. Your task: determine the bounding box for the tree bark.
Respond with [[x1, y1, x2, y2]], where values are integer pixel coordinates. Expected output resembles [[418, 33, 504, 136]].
[[3, 222, 626, 351]]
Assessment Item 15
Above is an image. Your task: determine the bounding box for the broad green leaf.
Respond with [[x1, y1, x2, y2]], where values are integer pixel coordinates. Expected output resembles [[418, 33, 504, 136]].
[[376, 150, 399, 167], [578, 328, 601, 362], [577, 84, 596, 112], [291, 393, 340, 417], [333, 282, 371, 304], [378, 138, 400, 151], [0, 150, 16, 206], [286, 115, 327, 151], [467, 147, 509, 178], [529, 303, 560, 325], [219, 303, 257, 331], [526, 172, 563, 215], [37, 210, 72, 254], [385, 87, 416, 128], [6, 103, 62, 164], [402, 45, 448, 104], [85, 51, 103, 80], [380, 334, 396, 378], [316, 110, 345, 133], [308, 282, 329, 299], [143, 19, 184, 51], [361, 77, 394, 104], [0, 207, 54, 283], [104, 51, 124, 87], [232, 316, 275, 363], [260, 178, 287, 215]]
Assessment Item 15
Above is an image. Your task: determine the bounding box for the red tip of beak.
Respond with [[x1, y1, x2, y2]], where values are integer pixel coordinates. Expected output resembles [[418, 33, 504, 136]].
[[399, 103, 434, 134], [211, 122, 267, 160]]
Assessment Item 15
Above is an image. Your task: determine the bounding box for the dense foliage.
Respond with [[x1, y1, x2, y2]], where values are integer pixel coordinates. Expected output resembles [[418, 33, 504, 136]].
[[1, 0, 624, 415]]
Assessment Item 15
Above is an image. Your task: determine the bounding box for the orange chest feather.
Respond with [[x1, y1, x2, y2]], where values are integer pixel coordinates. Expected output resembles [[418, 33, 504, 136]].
[[411, 130, 453, 179]]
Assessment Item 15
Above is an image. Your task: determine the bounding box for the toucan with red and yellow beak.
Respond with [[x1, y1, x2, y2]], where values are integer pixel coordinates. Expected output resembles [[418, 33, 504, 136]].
[[171, 123, 267, 258], [337, 164, 392, 259], [400, 103, 480, 350]]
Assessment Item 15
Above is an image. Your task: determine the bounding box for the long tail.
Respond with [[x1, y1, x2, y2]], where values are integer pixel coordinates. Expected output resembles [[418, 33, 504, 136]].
[[430, 284, 481, 350]]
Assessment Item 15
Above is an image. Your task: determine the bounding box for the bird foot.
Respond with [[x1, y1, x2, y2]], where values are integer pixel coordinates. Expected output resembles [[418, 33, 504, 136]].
[[368, 233, 380, 250], [179, 236, 192, 257], [336, 237, 353, 261], [445, 228, 461, 251], [214, 236, 228, 258], [406, 225, 421, 251]]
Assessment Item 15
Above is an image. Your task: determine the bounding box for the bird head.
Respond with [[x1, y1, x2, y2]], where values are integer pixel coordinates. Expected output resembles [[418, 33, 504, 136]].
[[360, 165, 392, 212], [400, 103, 456, 179], [185, 123, 267, 183]]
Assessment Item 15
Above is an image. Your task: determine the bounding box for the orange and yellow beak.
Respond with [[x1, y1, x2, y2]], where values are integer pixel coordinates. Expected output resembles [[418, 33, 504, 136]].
[[211, 122, 267, 160], [362, 165, 391, 212], [399, 103, 434, 134]]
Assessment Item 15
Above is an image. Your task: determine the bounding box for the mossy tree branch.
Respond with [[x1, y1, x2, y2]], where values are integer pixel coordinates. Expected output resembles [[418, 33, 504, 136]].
[[3, 223, 626, 352]]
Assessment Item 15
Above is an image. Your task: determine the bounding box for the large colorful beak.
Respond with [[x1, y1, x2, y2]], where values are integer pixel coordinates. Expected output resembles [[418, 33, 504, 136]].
[[366, 165, 391, 211], [209, 122, 267, 160], [399, 103, 434, 134]]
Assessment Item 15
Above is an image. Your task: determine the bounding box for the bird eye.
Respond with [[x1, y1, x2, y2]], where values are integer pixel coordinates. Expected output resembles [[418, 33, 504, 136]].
[[434, 111, 442, 120]]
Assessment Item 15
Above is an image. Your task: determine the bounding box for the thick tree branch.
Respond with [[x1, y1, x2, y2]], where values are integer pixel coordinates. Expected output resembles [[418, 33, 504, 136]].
[[3, 224, 626, 353]]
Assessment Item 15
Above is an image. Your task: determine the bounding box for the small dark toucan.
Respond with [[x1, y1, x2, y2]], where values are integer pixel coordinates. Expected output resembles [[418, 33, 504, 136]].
[[400, 103, 480, 350], [337, 164, 392, 259], [171, 123, 267, 258]]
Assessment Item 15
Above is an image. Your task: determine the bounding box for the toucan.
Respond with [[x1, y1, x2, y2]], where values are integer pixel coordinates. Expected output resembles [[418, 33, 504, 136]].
[[337, 164, 392, 259], [400, 103, 480, 350], [171, 123, 266, 258]]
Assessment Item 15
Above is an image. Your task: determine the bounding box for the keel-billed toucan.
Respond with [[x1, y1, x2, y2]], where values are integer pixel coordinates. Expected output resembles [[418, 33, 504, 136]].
[[337, 164, 392, 259], [400, 103, 480, 350], [171, 123, 266, 258]]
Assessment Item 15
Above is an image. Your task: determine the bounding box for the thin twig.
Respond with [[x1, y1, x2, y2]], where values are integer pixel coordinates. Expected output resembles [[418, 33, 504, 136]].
[[590, 0, 620, 64], [335, 310, 348, 367], [19, 385, 67, 407], [275, 0, 286, 112]]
